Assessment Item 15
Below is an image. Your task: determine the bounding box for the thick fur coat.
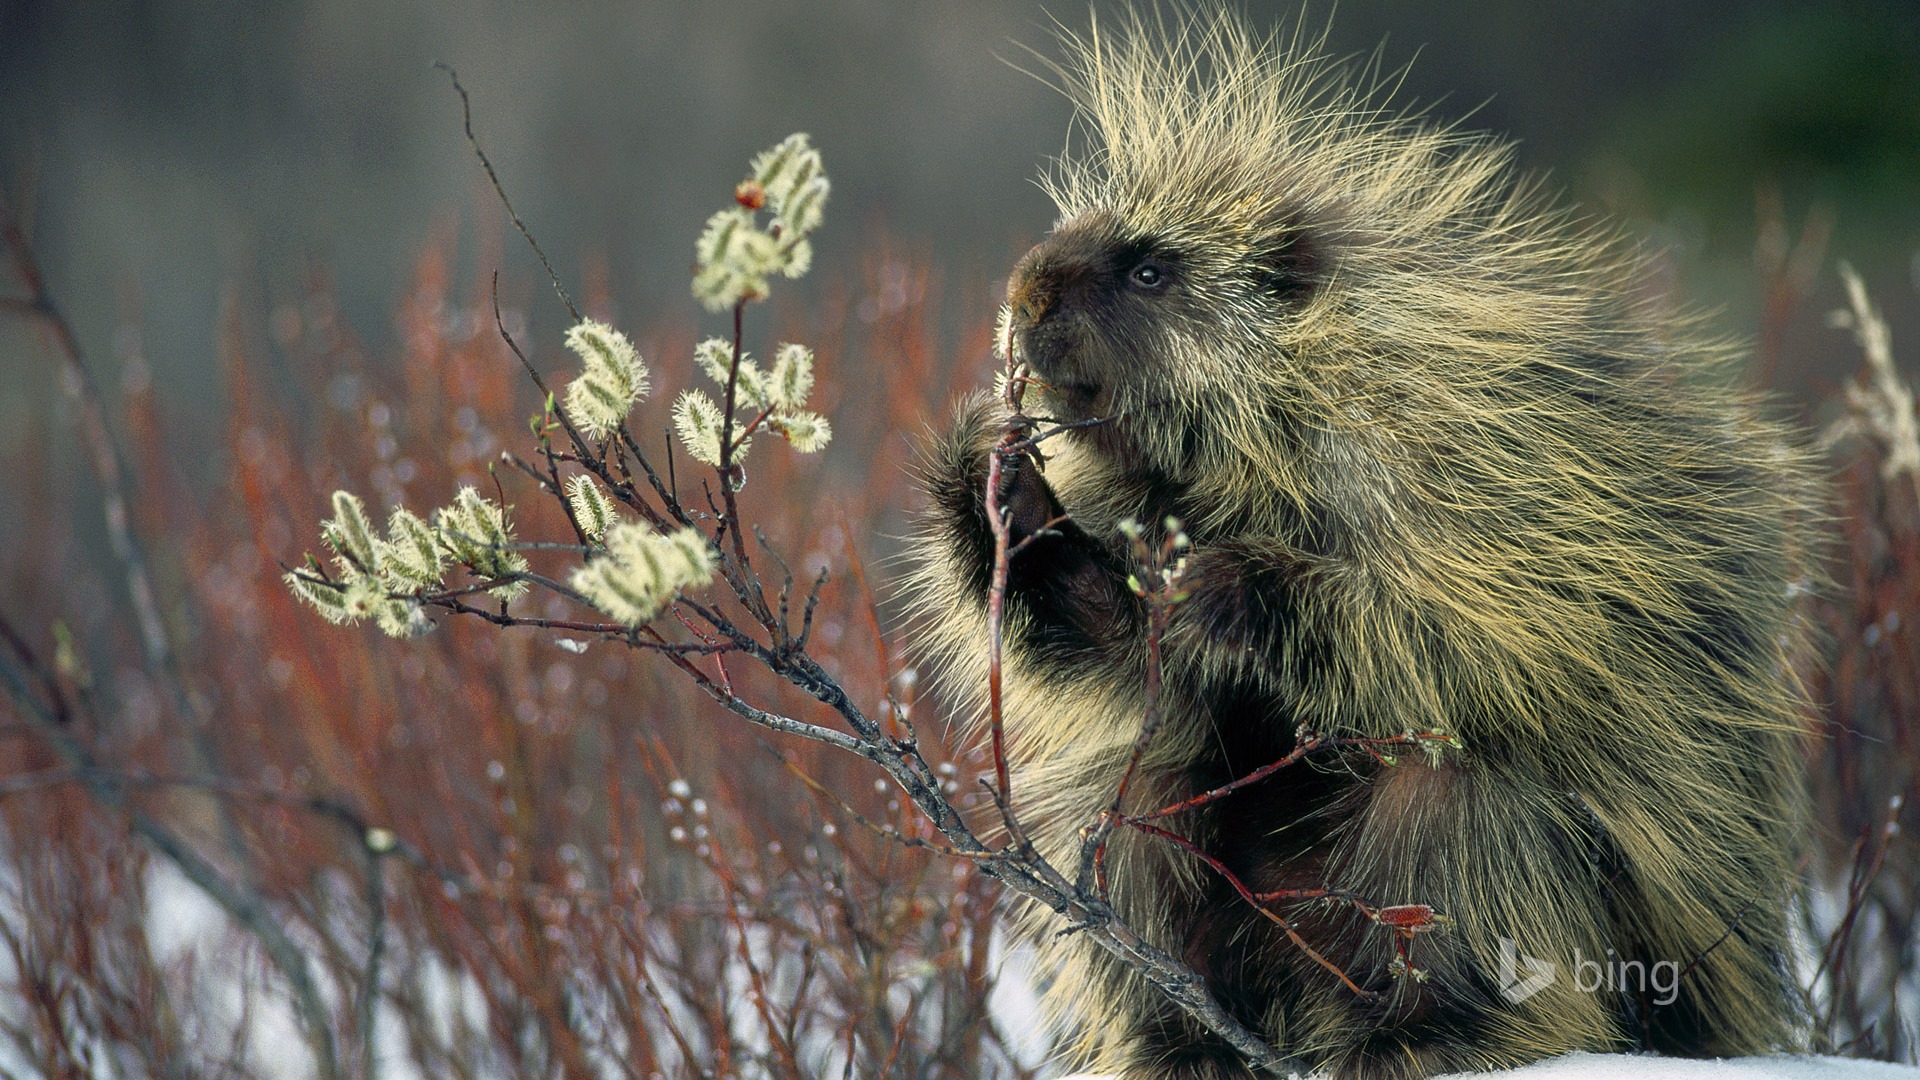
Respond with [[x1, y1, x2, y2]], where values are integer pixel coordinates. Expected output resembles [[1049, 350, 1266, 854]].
[[905, 11, 1820, 1080]]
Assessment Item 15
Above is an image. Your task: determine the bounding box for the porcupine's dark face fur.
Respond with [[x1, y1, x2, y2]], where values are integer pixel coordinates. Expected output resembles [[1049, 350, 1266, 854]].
[[1008, 208, 1321, 458], [1010, 214, 1174, 426]]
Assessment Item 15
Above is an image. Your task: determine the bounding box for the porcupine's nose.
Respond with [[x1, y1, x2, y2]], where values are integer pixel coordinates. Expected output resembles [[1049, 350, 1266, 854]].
[[1010, 288, 1048, 329], [1013, 240, 1090, 332], [1007, 243, 1062, 331]]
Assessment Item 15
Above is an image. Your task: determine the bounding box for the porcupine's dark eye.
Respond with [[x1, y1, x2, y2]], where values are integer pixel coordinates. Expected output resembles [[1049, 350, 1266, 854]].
[[1128, 261, 1166, 290]]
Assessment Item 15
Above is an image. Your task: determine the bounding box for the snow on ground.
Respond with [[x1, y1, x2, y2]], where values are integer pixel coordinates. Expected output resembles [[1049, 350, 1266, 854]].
[[15, 862, 1912, 1080], [1057, 1054, 1920, 1080]]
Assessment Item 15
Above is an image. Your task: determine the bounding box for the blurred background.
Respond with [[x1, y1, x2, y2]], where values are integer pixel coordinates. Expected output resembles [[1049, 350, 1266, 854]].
[[2, 2, 1919, 1076], [2, 0, 1917, 444]]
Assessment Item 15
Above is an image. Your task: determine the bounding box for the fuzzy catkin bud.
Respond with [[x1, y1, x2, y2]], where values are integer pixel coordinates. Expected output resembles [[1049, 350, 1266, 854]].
[[694, 206, 753, 271], [694, 337, 739, 388], [289, 492, 447, 631], [775, 176, 828, 240], [682, 337, 828, 462], [322, 491, 381, 573], [694, 339, 770, 409], [435, 486, 529, 600], [285, 570, 354, 624], [692, 208, 778, 311], [374, 598, 433, 639], [340, 576, 387, 622], [768, 343, 815, 410], [692, 134, 828, 310], [750, 134, 821, 211], [562, 320, 650, 440], [770, 409, 832, 453], [380, 506, 445, 589], [672, 390, 736, 467], [570, 523, 717, 627], [775, 238, 813, 280], [565, 474, 618, 540]]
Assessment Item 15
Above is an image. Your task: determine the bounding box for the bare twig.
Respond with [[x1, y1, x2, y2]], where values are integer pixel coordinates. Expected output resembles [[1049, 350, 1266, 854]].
[[0, 626, 344, 1080], [358, 843, 389, 1080], [981, 437, 1022, 813], [438, 65, 579, 321], [1081, 527, 1181, 893], [0, 189, 173, 700], [1127, 819, 1370, 998]]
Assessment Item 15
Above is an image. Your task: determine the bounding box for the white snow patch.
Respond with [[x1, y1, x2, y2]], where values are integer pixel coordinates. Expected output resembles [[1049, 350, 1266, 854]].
[[145, 856, 229, 962], [989, 933, 1052, 1066]]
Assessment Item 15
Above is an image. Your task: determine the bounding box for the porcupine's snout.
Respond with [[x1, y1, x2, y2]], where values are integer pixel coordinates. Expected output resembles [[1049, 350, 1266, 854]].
[[1008, 243, 1056, 329], [1005, 234, 1114, 418], [1007, 240, 1074, 372]]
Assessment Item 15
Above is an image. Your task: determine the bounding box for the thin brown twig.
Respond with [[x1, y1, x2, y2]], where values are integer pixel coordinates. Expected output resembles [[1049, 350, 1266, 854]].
[[1126, 819, 1371, 998], [1135, 730, 1453, 821], [713, 300, 778, 633], [982, 437, 1021, 812], [1, 186, 264, 880], [1082, 528, 1180, 892], [439, 65, 580, 321], [701, 829, 807, 1080], [768, 746, 997, 862]]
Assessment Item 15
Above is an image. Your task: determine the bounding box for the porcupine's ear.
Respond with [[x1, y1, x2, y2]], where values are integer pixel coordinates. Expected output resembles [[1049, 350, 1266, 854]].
[[1253, 224, 1324, 303]]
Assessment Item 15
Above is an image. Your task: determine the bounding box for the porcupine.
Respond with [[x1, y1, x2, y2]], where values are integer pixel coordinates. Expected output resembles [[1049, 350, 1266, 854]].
[[904, 9, 1821, 1080]]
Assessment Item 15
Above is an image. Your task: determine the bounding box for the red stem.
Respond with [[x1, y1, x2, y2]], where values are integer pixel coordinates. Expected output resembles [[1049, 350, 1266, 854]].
[[983, 439, 1018, 809], [1126, 819, 1370, 997]]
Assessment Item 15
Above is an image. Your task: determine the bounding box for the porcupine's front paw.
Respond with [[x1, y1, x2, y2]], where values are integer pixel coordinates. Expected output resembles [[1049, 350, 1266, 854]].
[[927, 394, 1004, 522], [1159, 541, 1306, 686], [993, 434, 1067, 546], [926, 392, 1062, 594], [924, 395, 1004, 606]]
